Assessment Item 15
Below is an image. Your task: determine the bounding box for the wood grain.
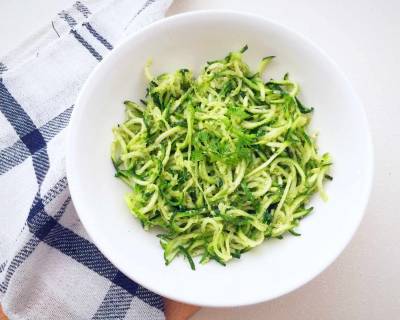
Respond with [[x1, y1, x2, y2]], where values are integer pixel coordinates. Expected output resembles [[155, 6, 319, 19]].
[[0, 305, 8, 320], [164, 299, 200, 320]]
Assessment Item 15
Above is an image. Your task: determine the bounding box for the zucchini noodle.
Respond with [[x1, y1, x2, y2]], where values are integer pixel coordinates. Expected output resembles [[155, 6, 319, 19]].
[[111, 46, 332, 269]]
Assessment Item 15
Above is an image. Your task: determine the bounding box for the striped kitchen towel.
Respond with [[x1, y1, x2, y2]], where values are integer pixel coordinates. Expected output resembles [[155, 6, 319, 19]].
[[0, 0, 173, 319]]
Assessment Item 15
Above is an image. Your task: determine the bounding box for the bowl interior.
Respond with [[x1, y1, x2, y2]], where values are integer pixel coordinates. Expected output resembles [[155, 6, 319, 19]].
[[67, 11, 372, 307]]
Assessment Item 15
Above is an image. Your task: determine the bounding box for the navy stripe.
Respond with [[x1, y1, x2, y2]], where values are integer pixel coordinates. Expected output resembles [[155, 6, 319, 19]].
[[28, 199, 143, 296], [136, 286, 164, 310], [83, 23, 113, 50], [0, 140, 30, 175], [32, 149, 50, 185], [23, 176, 145, 296], [58, 10, 77, 27], [113, 271, 138, 295], [0, 195, 71, 294], [27, 177, 68, 228], [92, 284, 134, 319], [27, 188, 158, 302], [0, 79, 50, 185], [0, 261, 7, 273], [74, 1, 91, 18], [42, 176, 68, 204], [71, 29, 102, 61], [37, 220, 118, 280], [0, 62, 7, 75], [33, 213, 58, 241], [39, 106, 73, 143], [54, 196, 72, 219], [21, 129, 46, 154], [27, 192, 45, 223], [0, 106, 72, 176], [0, 80, 38, 137], [29, 195, 72, 232]]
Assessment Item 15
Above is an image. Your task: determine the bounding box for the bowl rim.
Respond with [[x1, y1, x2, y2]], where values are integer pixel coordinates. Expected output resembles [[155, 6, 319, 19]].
[[66, 9, 374, 307]]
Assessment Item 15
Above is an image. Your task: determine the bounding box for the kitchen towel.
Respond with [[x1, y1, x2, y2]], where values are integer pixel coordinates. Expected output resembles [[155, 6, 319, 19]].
[[0, 0, 173, 319]]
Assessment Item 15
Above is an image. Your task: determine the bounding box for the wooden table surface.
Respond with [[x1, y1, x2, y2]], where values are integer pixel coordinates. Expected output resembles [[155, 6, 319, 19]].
[[0, 306, 7, 320]]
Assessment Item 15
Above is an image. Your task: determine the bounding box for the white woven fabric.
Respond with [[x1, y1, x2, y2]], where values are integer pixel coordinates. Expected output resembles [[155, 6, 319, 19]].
[[0, 1, 173, 319]]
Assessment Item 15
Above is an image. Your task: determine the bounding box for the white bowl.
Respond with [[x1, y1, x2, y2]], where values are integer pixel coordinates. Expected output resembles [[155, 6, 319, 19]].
[[67, 11, 373, 307]]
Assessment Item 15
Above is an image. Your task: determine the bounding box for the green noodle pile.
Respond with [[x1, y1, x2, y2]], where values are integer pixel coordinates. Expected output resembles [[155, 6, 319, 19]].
[[111, 46, 332, 269]]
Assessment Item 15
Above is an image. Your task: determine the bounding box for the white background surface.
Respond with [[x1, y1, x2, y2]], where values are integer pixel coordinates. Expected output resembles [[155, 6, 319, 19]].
[[0, 0, 399, 319]]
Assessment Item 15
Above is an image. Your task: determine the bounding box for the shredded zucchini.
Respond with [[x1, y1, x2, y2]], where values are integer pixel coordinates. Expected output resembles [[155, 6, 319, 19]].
[[111, 46, 332, 269]]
